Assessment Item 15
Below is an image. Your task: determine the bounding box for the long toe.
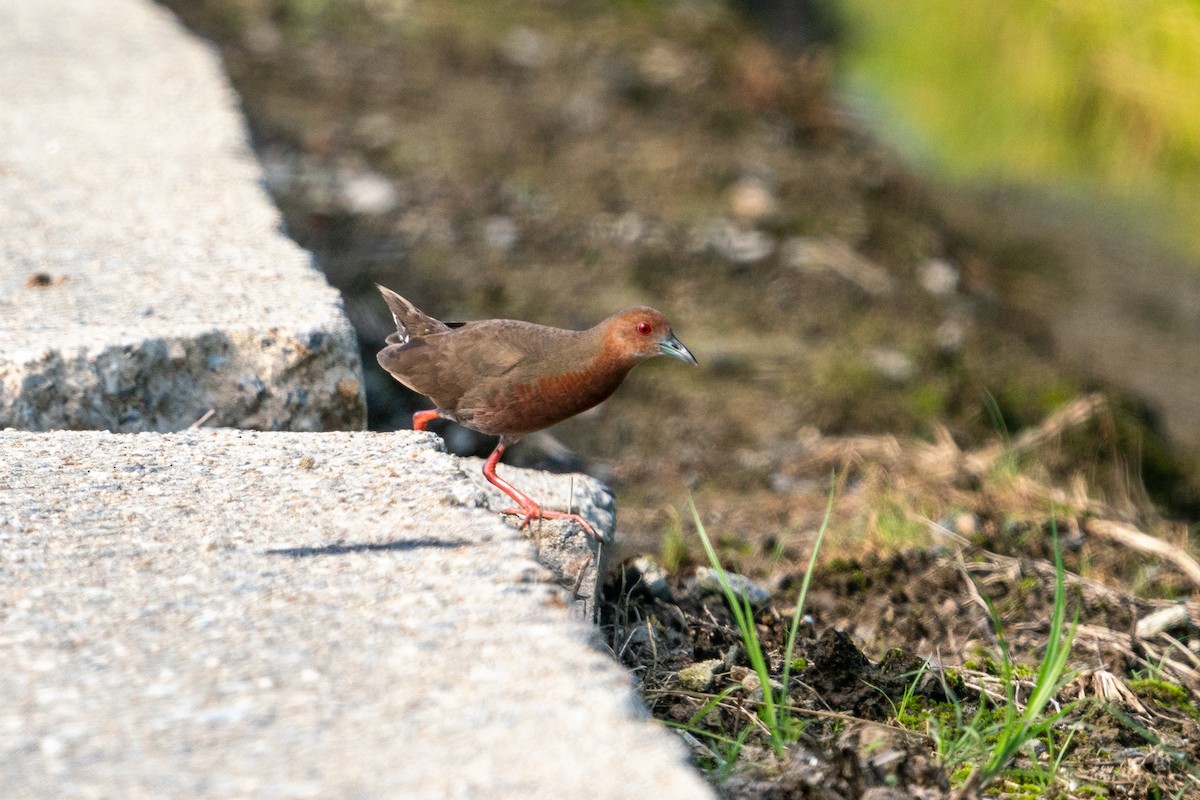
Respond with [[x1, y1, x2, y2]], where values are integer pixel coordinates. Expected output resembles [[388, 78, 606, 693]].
[[536, 510, 600, 541], [498, 506, 538, 529], [497, 506, 601, 541]]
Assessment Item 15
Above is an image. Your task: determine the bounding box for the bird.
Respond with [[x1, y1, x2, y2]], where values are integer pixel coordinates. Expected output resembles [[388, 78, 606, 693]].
[[375, 285, 697, 540]]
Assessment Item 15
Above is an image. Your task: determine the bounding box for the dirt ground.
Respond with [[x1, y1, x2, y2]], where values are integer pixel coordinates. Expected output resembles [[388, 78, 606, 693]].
[[159, 1, 1200, 795], [603, 539, 1200, 798], [601, 408, 1200, 798]]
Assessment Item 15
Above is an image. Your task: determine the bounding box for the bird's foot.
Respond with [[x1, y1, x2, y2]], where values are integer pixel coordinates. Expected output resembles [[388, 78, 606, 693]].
[[500, 504, 601, 542], [412, 409, 440, 431]]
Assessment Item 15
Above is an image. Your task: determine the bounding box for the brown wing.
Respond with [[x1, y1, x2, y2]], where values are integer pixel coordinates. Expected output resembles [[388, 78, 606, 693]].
[[378, 319, 605, 437], [451, 322, 599, 435], [376, 321, 529, 417]]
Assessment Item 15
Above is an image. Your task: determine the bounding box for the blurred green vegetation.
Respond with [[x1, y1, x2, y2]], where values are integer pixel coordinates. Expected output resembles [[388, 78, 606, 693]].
[[835, 0, 1200, 255]]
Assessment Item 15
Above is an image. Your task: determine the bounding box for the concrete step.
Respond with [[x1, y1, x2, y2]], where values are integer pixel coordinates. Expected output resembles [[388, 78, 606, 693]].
[[0, 0, 364, 432], [0, 0, 713, 797], [0, 430, 709, 798]]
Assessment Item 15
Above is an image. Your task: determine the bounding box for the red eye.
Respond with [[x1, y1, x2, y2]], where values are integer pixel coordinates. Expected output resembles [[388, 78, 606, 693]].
[[636, 321, 652, 336]]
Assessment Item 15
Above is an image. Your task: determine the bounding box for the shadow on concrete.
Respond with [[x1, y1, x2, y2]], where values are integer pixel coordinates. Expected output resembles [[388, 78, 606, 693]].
[[265, 538, 467, 557]]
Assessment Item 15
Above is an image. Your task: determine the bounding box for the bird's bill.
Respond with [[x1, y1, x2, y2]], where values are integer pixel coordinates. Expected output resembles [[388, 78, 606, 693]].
[[659, 332, 698, 365]]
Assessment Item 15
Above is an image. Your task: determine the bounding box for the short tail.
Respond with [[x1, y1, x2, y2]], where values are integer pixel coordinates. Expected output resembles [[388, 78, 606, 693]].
[[376, 285, 451, 344]]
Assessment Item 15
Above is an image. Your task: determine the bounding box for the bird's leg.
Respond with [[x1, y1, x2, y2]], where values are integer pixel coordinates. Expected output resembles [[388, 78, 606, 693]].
[[412, 409, 440, 431], [482, 443, 600, 540]]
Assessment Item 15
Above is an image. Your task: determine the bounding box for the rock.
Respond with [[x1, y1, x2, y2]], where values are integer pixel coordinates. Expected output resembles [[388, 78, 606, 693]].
[[258, 143, 297, 195], [608, 212, 645, 246], [934, 319, 965, 354], [630, 556, 675, 602], [769, 472, 796, 493], [562, 91, 605, 133], [501, 26, 550, 69], [953, 513, 978, 536], [1021, 738, 1048, 758], [782, 236, 895, 296], [707, 220, 775, 264], [738, 671, 782, 697], [639, 41, 692, 89], [677, 659, 722, 692], [868, 348, 917, 383], [483, 215, 520, 253], [918, 258, 960, 297], [694, 567, 772, 607], [338, 165, 400, 215], [351, 111, 399, 152], [729, 176, 777, 220]]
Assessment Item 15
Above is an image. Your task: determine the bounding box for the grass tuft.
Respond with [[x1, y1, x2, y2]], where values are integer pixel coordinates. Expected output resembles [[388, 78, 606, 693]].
[[939, 515, 1080, 797], [684, 471, 838, 757]]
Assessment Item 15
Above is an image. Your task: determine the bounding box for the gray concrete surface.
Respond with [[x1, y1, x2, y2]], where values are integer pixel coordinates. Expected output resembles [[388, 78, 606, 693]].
[[0, 0, 364, 432], [0, 1, 714, 796], [0, 429, 712, 799]]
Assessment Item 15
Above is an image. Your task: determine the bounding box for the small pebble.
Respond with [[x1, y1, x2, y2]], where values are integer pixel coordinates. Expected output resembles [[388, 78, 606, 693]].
[[868, 348, 916, 382], [918, 258, 959, 297], [483, 216, 519, 252], [694, 567, 771, 607], [728, 177, 776, 220], [501, 27, 549, 69], [934, 320, 965, 354], [630, 556, 674, 602], [338, 168, 399, 216], [676, 659, 722, 692], [639, 41, 689, 88], [711, 222, 774, 264], [562, 92, 604, 133]]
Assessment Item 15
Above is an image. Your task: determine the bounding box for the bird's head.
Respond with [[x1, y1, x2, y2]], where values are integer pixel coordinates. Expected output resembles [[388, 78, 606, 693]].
[[602, 307, 698, 366]]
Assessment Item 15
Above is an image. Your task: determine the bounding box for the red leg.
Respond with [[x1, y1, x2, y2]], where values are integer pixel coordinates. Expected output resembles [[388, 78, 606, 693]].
[[412, 409, 440, 431], [481, 443, 600, 540]]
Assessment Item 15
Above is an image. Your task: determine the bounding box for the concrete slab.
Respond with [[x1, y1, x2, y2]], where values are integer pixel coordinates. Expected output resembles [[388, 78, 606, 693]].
[[0, 1, 711, 795], [0, 0, 364, 432], [0, 429, 712, 800]]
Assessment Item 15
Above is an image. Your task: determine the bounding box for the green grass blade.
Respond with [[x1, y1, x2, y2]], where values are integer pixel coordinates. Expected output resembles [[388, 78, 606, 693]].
[[688, 496, 784, 754], [780, 471, 838, 701]]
